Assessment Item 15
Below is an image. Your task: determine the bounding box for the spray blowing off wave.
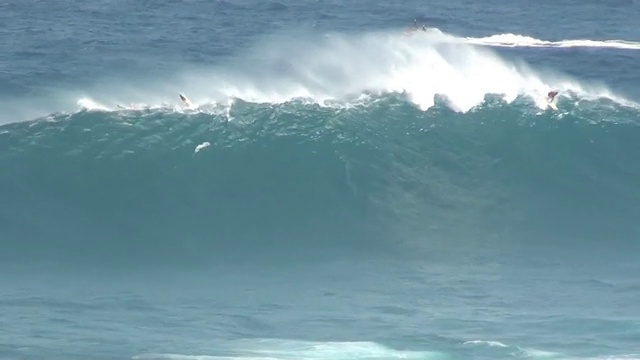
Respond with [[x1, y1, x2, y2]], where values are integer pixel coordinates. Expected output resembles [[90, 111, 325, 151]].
[[152, 29, 633, 111], [65, 28, 634, 119]]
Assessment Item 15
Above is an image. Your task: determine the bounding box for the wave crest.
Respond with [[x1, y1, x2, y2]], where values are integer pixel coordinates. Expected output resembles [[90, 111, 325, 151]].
[[4, 28, 636, 125]]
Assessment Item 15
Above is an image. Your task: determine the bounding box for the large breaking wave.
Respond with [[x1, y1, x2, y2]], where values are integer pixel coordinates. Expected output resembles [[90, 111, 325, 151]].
[[1, 28, 639, 267], [1, 96, 639, 267]]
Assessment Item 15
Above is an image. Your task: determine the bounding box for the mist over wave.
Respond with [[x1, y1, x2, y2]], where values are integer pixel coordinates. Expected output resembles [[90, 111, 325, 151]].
[[2, 28, 636, 125], [101, 28, 635, 112]]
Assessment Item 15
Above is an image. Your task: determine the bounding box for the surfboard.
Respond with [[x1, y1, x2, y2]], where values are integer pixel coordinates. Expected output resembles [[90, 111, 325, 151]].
[[179, 93, 193, 108]]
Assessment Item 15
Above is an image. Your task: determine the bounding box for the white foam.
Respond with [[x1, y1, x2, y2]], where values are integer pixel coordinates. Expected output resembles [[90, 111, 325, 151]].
[[77, 97, 110, 111], [134, 339, 441, 360], [463, 340, 508, 347], [194, 141, 211, 153], [6, 28, 635, 124], [138, 29, 635, 113], [512, 347, 562, 359], [465, 33, 640, 50]]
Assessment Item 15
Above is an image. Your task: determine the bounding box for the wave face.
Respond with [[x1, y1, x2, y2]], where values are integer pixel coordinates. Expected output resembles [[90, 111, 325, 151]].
[[2, 29, 640, 267], [2, 95, 639, 267]]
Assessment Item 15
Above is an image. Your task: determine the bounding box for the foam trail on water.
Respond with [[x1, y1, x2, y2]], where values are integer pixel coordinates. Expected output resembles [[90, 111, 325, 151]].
[[465, 33, 640, 50]]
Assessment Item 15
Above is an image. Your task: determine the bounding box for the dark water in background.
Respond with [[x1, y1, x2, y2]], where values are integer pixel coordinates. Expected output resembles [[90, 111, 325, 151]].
[[1, 0, 639, 359]]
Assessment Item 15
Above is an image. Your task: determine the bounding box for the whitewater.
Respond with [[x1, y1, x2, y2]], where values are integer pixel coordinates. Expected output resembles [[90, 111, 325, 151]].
[[1, 1, 640, 360], [3, 28, 639, 125]]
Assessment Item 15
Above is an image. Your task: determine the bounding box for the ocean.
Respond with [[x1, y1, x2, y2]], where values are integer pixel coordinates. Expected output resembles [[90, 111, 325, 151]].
[[1, 0, 639, 359]]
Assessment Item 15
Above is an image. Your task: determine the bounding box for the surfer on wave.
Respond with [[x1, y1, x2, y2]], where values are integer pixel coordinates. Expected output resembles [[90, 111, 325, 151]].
[[179, 93, 193, 108], [547, 90, 559, 110], [404, 19, 428, 35]]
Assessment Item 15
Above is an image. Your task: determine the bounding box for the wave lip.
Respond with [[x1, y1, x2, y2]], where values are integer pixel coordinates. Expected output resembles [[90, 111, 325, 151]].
[[464, 33, 640, 50], [70, 29, 636, 117], [3, 28, 638, 125]]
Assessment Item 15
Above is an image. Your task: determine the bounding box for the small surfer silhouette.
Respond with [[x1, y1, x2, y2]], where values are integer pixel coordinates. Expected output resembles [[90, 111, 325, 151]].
[[547, 91, 559, 110], [404, 19, 428, 35]]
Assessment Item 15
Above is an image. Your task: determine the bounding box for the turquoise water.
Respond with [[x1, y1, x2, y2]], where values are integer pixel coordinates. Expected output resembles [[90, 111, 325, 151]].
[[1, 1, 639, 359]]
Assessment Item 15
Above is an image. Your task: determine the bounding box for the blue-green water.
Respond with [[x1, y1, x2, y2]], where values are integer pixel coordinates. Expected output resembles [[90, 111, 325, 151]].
[[1, 1, 639, 359]]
